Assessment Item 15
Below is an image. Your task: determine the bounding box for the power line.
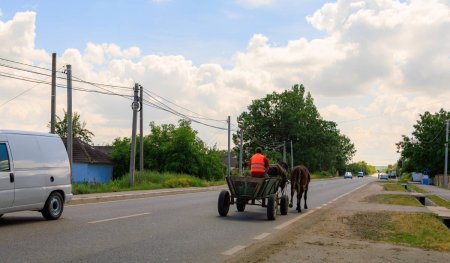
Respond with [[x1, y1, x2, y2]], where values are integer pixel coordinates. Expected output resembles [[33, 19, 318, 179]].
[[0, 71, 132, 100], [0, 66, 65, 109], [141, 98, 231, 131], [143, 89, 226, 122], [0, 63, 53, 77], [0, 56, 132, 90], [0, 57, 233, 131], [70, 74, 133, 101], [0, 57, 53, 72]]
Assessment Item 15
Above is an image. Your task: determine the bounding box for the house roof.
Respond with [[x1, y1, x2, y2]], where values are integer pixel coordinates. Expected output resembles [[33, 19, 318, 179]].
[[62, 138, 113, 165], [94, 145, 113, 155]]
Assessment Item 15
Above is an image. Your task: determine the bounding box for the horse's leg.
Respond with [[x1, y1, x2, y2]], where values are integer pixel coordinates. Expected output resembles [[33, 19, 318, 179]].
[[289, 179, 294, 208], [304, 184, 308, 209], [297, 185, 303, 213]]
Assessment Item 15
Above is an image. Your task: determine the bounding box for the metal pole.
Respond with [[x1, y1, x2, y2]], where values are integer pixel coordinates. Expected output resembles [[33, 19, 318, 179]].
[[139, 85, 144, 171], [290, 140, 293, 169], [227, 116, 231, 177], [444, 120, 449, 188], [129, 84, 139, 187], [66, 65, 73, 182], [239, 128, 243, 176], [50, 53, 56, 134]]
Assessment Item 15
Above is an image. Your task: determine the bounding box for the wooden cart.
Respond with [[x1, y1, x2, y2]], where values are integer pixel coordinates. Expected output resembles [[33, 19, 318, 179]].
[[217, 173, 289, 220]]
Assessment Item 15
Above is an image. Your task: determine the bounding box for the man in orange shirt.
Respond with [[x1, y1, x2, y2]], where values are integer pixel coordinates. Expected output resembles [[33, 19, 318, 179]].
[[249, 147, 269, 177]]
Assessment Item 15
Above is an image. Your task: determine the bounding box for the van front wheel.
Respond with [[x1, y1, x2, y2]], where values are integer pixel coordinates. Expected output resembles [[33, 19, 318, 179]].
[[42, 192, 64, 220]]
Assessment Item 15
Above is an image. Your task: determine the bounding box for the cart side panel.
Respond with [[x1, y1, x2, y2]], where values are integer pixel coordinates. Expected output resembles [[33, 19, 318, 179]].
[[226, 176, 237, 196], [258, 178, 281, 197], [229, 176, 265, 197]]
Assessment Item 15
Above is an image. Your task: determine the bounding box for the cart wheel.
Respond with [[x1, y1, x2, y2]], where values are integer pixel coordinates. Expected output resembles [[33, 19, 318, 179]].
[[267, 194, 277, 220], [280, 195, 289, 215], [218, 190, 230, 216], [236, 199, 246, 212]]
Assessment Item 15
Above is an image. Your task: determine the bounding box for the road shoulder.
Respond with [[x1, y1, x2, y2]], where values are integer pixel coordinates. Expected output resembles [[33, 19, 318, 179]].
[[223, 182, 450, 263]]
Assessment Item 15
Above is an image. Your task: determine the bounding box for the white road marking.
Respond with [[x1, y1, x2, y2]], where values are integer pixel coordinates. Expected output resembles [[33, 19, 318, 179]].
[[221, 245, 246, 256], [67, 190, 218, 207], [67, 197, 159, 207], [253, 233, 271, 240], [88, 212, 151, 224], [274, 180, 372, 230], [274, 209, 315, 230]]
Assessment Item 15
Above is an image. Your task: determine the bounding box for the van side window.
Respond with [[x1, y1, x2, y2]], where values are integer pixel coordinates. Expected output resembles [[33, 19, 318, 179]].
[[0, 143, 11, 172]]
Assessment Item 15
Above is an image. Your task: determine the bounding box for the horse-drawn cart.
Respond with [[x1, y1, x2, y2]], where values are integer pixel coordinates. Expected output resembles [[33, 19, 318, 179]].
[[217, 166, 289, 220]]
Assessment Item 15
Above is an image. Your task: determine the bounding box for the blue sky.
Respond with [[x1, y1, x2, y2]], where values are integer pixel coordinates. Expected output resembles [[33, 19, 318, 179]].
[[1, 0, 328, 65], [1, 0, 449, 166]]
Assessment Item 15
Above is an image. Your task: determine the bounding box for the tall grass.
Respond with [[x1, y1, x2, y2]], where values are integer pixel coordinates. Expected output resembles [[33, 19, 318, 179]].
[[382, 183, 407, 192], [428, 195, 450, 209], [73, 171, 225, 194], [365, 194, 423, 207], [346, 212, 450, 251]]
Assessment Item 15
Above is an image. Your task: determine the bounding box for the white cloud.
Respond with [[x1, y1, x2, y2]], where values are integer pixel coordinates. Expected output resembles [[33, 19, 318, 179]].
[[1, 0, 449, 166], [235, 0, 275, 8], [319, 104, 364, 122]]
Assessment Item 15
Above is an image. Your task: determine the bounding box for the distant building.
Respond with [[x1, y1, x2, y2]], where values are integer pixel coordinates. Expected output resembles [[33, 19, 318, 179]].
[[221, 154, 238, 168], [63, 138, 114, 183]]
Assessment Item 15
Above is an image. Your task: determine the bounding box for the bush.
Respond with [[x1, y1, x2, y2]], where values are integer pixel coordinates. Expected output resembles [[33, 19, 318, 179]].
[[72, 170, 219, 194], [110, 120, 226, 180]]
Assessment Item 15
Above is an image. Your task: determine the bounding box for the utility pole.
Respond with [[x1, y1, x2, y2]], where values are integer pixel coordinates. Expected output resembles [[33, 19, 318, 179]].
[[283, 141, 287, 163], [66, 65, 73, 181], [50, 53, 56, 134], [129, 84, 140, 187], [227, 116, 231, 176], [290, 140, 294, 169], [444, 120, 449, 188], [239, 128, 243, 176], [139, 85, 144, 171]]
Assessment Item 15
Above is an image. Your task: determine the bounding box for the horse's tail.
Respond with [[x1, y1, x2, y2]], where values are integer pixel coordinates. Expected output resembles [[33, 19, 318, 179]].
[[299, 165, 310, 188], [291, 166, 300, 190]]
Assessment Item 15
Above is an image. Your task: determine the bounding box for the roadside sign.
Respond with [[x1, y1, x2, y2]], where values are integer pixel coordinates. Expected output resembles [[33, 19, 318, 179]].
[[131, 101, 141, 111]]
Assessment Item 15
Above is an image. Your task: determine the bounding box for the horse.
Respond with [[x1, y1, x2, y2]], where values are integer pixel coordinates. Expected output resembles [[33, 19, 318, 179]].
[[267, 162, 289, 192], [289, 165, 311, 212]]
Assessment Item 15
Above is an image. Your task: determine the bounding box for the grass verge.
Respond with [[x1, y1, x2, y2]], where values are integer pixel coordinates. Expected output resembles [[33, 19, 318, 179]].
[[365, 194, 423, 207], [382, 183, 407, 192], [73, 171, 225, 194], [407, 184, 427, 193], [311, 171, 336, 179], [346, 212, 450, 251], [428, 195, 450, 209]]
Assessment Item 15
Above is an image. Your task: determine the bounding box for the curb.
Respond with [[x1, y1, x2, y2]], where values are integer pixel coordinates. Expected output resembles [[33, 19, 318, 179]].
[[67, 185, 227, 205]]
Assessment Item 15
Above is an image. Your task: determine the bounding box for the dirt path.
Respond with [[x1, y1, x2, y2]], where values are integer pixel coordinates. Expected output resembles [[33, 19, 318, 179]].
[[223, 182, 449, 263]]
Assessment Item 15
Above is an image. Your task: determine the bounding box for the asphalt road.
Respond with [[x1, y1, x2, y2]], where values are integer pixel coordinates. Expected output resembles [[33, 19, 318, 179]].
[[0, 176, 374, 263]]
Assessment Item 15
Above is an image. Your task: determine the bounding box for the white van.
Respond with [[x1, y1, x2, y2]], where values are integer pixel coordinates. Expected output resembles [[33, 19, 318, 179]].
[[0, 130, 72, 220]]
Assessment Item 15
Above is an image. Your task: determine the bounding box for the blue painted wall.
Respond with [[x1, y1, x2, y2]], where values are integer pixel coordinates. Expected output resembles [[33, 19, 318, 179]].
[[72, 163, 113, 183]]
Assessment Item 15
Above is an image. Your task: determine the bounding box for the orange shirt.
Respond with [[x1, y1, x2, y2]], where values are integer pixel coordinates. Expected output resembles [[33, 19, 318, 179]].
[[250, 153, 269, 177]]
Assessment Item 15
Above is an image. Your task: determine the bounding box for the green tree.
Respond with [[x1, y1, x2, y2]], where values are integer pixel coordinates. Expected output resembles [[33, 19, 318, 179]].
[[49, 110, 95, 144], [111, 120, 225, 180], [396, 109, 449, 176], [234, 84, 355, 173], [347, 161, 376, 175]]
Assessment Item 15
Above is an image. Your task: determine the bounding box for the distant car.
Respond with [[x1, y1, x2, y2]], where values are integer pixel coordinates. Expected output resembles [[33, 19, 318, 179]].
[[357, 172, 364, 178], [344, 172, 353, 179], [378, 173, 388, 180]]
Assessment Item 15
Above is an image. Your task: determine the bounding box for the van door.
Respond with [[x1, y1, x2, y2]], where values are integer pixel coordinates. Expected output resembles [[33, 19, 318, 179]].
[[0, 142, 14, 209], [7, 134, 46, 207]]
